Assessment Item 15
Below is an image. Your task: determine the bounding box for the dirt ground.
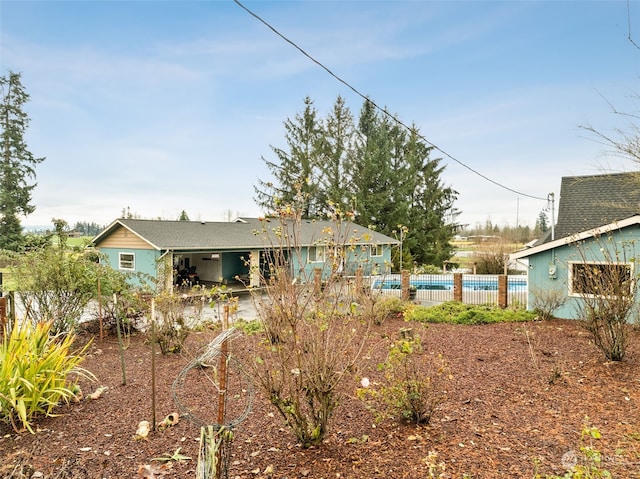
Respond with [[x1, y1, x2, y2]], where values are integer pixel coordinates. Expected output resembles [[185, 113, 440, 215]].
[[1, 314, 640, 479]]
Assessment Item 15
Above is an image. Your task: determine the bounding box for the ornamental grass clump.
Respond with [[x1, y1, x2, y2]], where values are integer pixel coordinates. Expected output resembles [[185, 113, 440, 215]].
[[0, 320, 94, 433]]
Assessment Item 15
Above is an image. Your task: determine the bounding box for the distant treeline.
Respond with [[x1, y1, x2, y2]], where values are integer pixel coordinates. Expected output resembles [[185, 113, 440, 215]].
[[72, 221, 104, 236], [27, 221, 106, 237]]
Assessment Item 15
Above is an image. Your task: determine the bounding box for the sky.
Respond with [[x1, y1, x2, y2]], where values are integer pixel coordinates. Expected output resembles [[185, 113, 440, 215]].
[[1, 0, 639, 231]]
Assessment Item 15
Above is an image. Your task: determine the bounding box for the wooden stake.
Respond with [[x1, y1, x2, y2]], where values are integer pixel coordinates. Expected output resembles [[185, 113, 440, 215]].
[[97, 276, 103, 342], [151, 298, 157, 431], [114, 293, 127, 385], [215, 304, 230, 479]]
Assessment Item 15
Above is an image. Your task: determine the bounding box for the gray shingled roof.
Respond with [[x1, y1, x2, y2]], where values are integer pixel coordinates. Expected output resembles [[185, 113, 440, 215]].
[[93, 217, 399, 251], [551, 172, 640, 241]]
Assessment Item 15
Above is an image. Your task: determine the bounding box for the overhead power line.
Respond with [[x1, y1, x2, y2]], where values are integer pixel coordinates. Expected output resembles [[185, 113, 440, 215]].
[[233, 0, 548, 202], [628, 0, 640, 50]]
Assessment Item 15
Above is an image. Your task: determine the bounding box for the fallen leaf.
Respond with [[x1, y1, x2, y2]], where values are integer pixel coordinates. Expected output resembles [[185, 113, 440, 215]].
[[87, 386, 108, 400], [137, 464, 171, 478], [135, 421, 151, 440]]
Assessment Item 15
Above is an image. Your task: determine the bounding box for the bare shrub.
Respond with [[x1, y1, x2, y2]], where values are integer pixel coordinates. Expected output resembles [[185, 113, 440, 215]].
[[471, 241, 509, 274], [249, 202, 375, 447], [154, 290, 189, 354], [90, 290, 150, 341], [572, 234, 639, 361], [530, 286, 568, 320]]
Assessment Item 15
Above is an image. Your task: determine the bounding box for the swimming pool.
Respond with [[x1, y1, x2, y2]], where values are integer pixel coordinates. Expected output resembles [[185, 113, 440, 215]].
[[371, 275, 527, 292]]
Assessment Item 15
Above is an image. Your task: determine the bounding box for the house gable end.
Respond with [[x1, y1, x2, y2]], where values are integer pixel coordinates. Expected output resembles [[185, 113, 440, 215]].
[[96, 224, 156, 250]]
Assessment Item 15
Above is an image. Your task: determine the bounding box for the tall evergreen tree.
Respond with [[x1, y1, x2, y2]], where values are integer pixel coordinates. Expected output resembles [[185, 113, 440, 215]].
[[405, 127, 460, 265], [352, 100, 397, 231], [534, 209, 549, 235], [254, 96, 323, 218], [0, 71, 44, 251], [315, 96, 356, 216], [255, 96, 460, 268]]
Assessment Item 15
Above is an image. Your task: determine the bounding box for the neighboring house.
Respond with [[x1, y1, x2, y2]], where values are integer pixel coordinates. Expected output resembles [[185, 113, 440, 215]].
[[91, 217, 399, 290], [510, 172, 640, 319]]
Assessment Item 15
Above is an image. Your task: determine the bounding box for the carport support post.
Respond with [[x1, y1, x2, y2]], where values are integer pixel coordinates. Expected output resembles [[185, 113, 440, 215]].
[[250, 250, 260, 287], [498, 275, 508, 309], [453, 273, 463, 302]]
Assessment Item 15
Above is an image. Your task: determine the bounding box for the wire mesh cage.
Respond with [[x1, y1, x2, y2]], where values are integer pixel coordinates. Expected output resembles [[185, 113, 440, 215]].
[[171, 327, 254, 479]]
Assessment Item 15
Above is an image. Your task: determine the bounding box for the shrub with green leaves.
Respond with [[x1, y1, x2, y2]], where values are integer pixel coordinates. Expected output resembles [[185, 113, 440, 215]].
[[371, 295, 405, 325], [350, 294, 406, 325], [0, 320, 94, 433], [404, 301, 536, 325], [357, 333, 450, 425], [417, 264, 444, 275], [538, 420, 612, 479]]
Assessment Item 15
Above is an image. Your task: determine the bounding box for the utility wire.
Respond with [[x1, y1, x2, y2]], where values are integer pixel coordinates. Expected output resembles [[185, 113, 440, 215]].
[[233, 0, 548, 202], [628, 0, 640, 50]]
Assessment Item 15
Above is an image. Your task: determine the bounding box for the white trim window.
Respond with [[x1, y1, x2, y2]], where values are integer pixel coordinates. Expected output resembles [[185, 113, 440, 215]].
[[568, 261, 633, 298], [308, 246, 325, 263], [371, 244, 383, 257], [119, 252, 135, 271]]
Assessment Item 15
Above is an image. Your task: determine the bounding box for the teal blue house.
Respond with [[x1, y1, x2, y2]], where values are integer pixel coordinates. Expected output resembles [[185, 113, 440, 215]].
[[92, 217, 398, 290], [510, 172, 640, 319], [510, 215, 640, 319]]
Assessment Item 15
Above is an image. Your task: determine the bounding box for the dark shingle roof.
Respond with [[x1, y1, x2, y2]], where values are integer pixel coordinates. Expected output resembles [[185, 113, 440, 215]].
[[552, 172, 640, 241], [93, 217, 399, 251]]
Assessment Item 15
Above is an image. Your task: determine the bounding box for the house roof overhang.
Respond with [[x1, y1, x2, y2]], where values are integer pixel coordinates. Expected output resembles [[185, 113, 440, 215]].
[[509, 214, 640, 261]]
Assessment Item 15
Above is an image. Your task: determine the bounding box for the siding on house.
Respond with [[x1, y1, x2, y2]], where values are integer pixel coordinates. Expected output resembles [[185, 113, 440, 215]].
[[98, 225, 152, 249], [516, 219, 640, 319], [293, 245, 392, 281], [99, 247, 160, 287]]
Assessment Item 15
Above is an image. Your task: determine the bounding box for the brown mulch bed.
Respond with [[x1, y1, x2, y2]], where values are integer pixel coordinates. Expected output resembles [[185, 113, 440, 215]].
[[2, 316, 640, 478]]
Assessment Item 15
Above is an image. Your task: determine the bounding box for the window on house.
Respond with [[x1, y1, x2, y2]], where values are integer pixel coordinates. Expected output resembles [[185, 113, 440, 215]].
[[308, 246, 325, 263], [119, 252, 135, 271], [569, 261, 633, 297], [371, 244, 383, 257]]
